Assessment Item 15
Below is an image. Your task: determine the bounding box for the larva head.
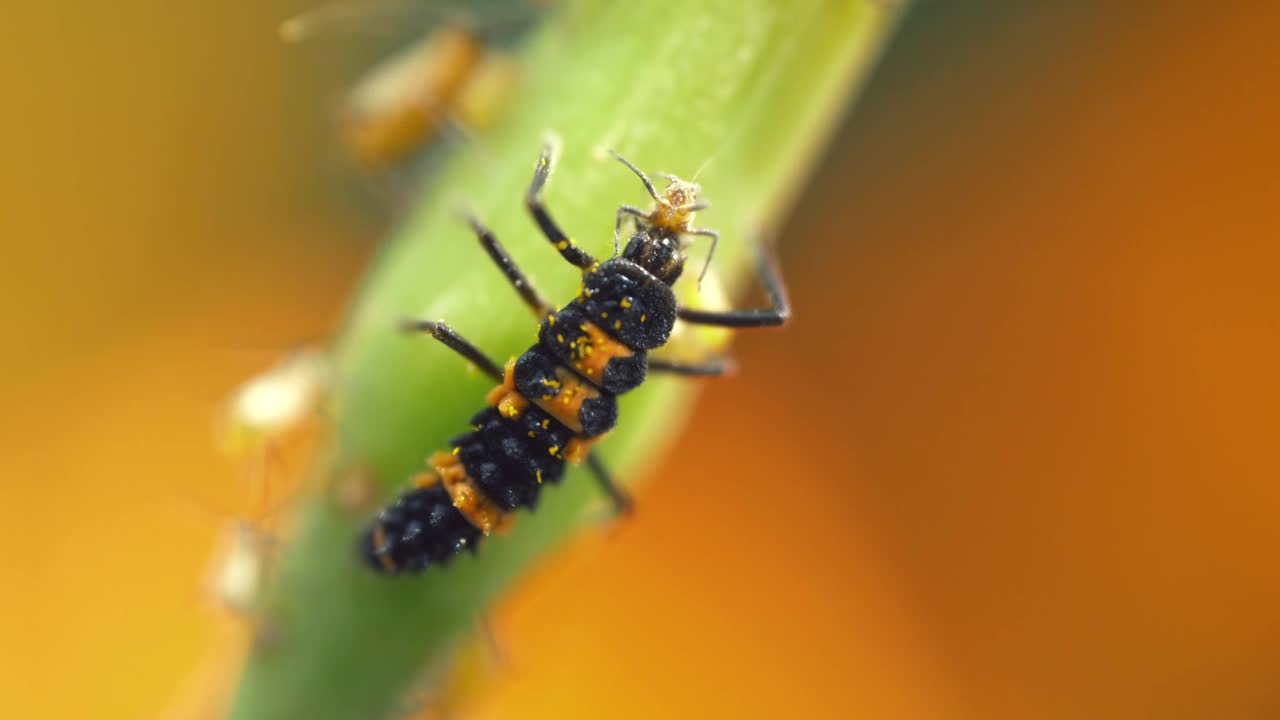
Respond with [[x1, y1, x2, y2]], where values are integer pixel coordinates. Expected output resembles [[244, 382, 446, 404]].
[[622, 230, 685, 285], [610, 150, 707, 284]]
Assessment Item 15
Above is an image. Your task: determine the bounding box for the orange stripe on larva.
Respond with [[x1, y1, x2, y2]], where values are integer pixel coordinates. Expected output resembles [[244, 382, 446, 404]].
[[573, 321, 632, 383], [428, 450, 511, 535], [530, 366, 599, 435], [372, 524, 397, 572], [485, 360, 529, 419]]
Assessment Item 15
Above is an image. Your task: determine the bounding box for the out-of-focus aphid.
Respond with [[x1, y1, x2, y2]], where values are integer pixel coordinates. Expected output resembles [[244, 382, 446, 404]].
[[177, 485, 280, 621], [339, 26, 488, 169], [281, 2, 527, 170], [203, 349, 331, 618], [203, 520, 277, 618], [215, 348, 333, 459], [278, 0, 425, 44], [450, 51, 520, 127]]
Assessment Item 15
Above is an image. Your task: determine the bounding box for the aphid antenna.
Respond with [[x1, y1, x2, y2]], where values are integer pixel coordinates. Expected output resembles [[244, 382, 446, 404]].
[[690, 230, 719, 288], [279, 0, 433, 44], [279, 0, 534, 44], [608, 149, 665, 206], [690, 148, 718, 183]]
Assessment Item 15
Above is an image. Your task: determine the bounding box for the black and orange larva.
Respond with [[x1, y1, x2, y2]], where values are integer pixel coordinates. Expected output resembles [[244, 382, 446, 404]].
[[359, 143, 789, 574]]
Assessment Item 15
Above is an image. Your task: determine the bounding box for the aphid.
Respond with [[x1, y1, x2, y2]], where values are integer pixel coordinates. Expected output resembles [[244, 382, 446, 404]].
[[280, 2, 524, 170], [188, 480, 281, 620], [203, 349, 332, 615], [214, 348, 331, 505], [215, 348, 333, 458], [204, 519, 277, 618], [359, 142, 789, 574], [338, 25, 486, 169]]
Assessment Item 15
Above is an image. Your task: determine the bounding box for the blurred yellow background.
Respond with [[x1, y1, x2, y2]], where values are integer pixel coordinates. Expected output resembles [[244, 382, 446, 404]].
[[3, 3, 1278, 719]]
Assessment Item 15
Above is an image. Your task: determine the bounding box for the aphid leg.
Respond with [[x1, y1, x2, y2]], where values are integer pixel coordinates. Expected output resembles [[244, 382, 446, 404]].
[[684, 227, 720, 288], [527, 143, 597, 269], [647, 355, 737, 377], [257, 440, 284, 518], [476, 613, 508, 669], [400, 320, 504, 381], [585, 451, 633, 517], [463, 214, 551, 315], [676, 244, 791, 328], [613, 204, 647, 256]]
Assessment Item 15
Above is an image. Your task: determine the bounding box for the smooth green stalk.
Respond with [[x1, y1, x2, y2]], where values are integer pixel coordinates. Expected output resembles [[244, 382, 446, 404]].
[[229, 2, 905, 718]]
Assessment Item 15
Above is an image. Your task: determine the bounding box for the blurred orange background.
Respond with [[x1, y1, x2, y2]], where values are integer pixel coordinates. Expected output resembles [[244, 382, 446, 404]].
[[3, 3, 1278, 719]]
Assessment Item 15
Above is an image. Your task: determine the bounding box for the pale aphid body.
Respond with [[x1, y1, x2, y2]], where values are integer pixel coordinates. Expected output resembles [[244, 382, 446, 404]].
[[204, 521, 276, 617], [283, 3, 527, 169], [340, 26, 484, 168], [204, 349, 331, 620], [450, 53, 521, 130], [216, 348, 332, 457], [647, 176, 703, 235], [278, 0, 426, 44]]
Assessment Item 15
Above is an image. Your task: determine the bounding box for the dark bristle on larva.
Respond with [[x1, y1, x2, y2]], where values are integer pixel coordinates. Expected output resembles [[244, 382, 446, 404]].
[[358, 485, 483, 574]]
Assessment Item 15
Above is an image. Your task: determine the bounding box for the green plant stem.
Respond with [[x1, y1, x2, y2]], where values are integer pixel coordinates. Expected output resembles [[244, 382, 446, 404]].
[[229, 2, 906, 718]]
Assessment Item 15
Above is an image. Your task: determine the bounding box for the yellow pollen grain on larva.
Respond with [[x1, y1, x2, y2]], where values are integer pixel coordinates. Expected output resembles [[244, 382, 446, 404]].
[[541, 419, 549, 429], [601, 312, 608, 318], [536, 470, 543, 484], [452, 446, 460, 455], [542, 393, 552, 400], [556, 240, 569, 250], [557, 334, 565, 343], [614, 320, 622, 330], [527, 431, 535, 438], [548, 314, 556, 326], [548, 445, 559, 456], [621, 298, 632, 308], [641, 314, 647, 322]]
